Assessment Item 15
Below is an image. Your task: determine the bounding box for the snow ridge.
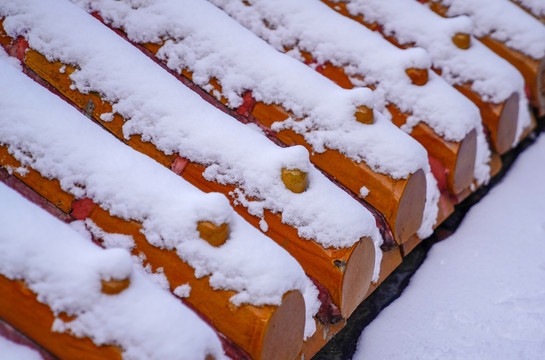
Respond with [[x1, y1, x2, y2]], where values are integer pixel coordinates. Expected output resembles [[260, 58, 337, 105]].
[[0, 183, 226, 360], [210, 0, 491, 187], [68, 0, 429, 180], [0, 53, 320, 337], [434, 0, 545, 59]]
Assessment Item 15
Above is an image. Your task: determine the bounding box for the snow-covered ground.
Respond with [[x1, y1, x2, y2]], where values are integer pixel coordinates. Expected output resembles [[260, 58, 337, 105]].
[[354, 131, 545, 359]]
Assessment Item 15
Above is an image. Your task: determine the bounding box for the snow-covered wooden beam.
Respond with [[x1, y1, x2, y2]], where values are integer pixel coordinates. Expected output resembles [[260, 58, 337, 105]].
[[0, 54, 319, 360], [0, 183, 226, 360], [320, 0, 534, 155], [212, 0, 488, 197], [511, 0, 545, 24], [421, 0, 545, 117], [0, 0, 385, 320], [71, 0, 438, 245]]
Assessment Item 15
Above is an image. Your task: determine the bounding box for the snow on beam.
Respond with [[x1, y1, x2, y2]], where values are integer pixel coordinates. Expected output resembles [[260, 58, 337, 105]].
[[69, 0, 436, 245], [0, 182, 226, 360], [325, 0, 533, 153], [0, 54, 318, 360], [0, 0, 385, 320], [421, 0, 545, 117], [211, 0, 489, 198]]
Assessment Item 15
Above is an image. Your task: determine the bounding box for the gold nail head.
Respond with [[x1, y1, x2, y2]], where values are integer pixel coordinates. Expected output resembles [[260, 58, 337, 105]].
[[281, 168, 308, 193], [197, 221, 229, 247], [354, 105, 374, 124], [101, 278, 131, 295], [452, 33, 471, 50], [406, 68, 428, 86]]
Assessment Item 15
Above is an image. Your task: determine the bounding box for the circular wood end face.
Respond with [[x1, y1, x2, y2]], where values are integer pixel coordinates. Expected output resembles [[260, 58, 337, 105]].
[[281, 168, 308, 193], [452, 33, 471, 50], [354, 105, 375, 125], [452, 128, 477, 194], [197, 221, 229, 247], [406, 68, 429, 86], [340, 237, 375, 318], [495, 92, 519, 155], [101, 278, 130, 295], [395, 168, 426, 245], [260, 290, 305, 360]]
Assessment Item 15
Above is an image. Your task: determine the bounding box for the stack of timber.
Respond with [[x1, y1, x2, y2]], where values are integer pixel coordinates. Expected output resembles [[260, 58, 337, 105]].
[[417, 0, 545, 117], [210, 0, 495, 251], [76, 0, 437, 249], [0, 54, 324, 360], [0, 182, 225, 360], [317, 0, 534, 155], [0, 0, 544, 359]]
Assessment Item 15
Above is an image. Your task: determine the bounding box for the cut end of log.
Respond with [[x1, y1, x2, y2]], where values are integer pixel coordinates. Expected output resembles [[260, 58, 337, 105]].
[[197, 221, 229, 247], [452, 128, 477, 194], [394, 169, 426, 245], [281, 168, 308, 193], [260, 290, 305, 360], [452, 33, 471, 50], [406, 68, 429, 86], [101, 277, 130, 295], [495, 92, 519, 155], [354, 105, 374, 125], [340, 237, 375, 318]]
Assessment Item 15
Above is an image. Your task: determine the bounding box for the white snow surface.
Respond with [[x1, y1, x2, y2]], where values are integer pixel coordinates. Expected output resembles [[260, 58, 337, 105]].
[[209, 0, 489, 187], [0, 54, 320, 337], [0, 337, 43, 360], [68, 0, 430, 181], [211, 0, 476, 141], [0, 183, 226, 360], [342, 0, 533, 145], [354, 133, 545, 359], [513, 0, 545, 16], [0, 0, 385, 260], [433, 0, 545, 59]]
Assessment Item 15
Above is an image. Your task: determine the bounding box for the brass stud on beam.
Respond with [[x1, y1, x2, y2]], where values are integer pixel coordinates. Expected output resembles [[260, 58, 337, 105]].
[[101, 277, 131, 295], [406, 67, 429, 86], [452, 33, 471, 50], [197, 221, 229, 247], [281, 168, 308, 193], [354, 105, 374, 125]]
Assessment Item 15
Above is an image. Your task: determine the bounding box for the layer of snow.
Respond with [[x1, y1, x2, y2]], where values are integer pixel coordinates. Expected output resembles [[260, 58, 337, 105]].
[[0, 337, 43, 360], [212, 0, 474, 140], [419, 171, 439, 239], [433, 0, 545, 59], [355, 132, 545, 359], [0, 0, 384, 261], [0, 183, 226, 360], [209, 0, 490, 186], [68, 0, 430, 181], [513, 0, 545, 16], [342, 0, 532, 145], [0, 54, 320, 337]]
